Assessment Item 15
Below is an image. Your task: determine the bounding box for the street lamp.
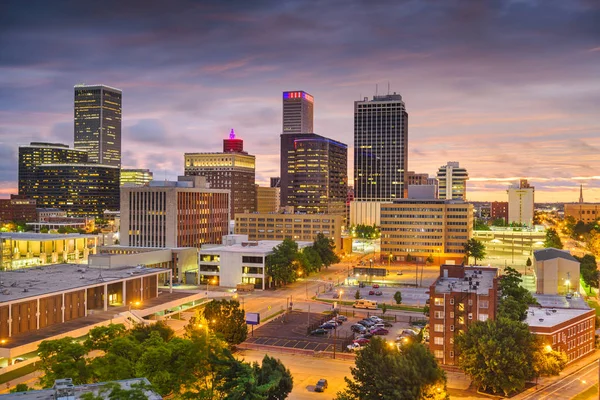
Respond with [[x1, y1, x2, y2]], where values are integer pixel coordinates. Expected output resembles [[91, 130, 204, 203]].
[[369, 258, 373, 282]]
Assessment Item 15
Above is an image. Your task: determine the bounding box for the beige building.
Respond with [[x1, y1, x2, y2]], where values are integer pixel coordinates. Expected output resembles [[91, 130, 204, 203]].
[[349, 200, 390, 226], [234, 213, 343, 249], [256, 186, 280, 213], [533, 248, 580, 295], [380, 200, 473, 264], [508, 179, 535, 227], [564, 203, 600, 224], [120, 168, 153, 186]]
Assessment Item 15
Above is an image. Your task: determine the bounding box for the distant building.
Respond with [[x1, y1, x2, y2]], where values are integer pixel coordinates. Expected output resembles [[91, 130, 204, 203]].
[[507, 179, 534, 226], [0, 195, 37, 223], [120, 176, 229, 248], [184, 129, 256, 218], [429, 265, 499, 365], [437, 162, 468, 200], [256, 186, 280, 213], [270, 177, 281, 188], [37, 208, 68, 221], [282, 90, 314, 134], [490, 201, 508, 223], [280, 133, 347, 215], [564, 203, 600, 224], [199, 235, 312, 289], [234, 212, 343, 249], [407, 185, 437, 200], [533, 248, 580, 295], [120, 169, 153, 186], [380, 200, 473, 264], [74, 84, 122, 167], [18, 142, 88, 199]]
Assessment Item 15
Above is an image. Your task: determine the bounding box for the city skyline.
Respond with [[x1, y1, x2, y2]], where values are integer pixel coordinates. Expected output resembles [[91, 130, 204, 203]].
[[1, 1, 599, 202]]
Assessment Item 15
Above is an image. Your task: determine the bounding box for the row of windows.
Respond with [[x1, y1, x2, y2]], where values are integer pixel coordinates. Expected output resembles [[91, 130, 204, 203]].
[[238, 217, 332, 223]]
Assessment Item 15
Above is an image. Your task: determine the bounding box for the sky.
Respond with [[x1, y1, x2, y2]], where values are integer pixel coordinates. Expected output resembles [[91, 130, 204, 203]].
[[0, 0, 599, 203]]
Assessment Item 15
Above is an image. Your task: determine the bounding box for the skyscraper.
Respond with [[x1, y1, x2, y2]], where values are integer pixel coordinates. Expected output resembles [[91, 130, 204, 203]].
[[280, 133, 347, 215], [74, 84, 122, 167], [507, 179, 534, 227], [184, 129, 256, 218], [282, 91, 314, 134], [354, 93, 408, 201], [437, 162, 469, 200]]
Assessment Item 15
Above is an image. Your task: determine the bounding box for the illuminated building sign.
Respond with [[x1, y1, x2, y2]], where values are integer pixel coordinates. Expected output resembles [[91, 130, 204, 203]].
[[283, 91, 314, 102]]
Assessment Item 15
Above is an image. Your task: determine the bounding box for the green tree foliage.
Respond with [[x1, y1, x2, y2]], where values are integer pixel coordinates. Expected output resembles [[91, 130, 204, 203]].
[[463, 238, 486, 265], [80, 381, 154, 400], [575, 254, 599, 289], [203, 299, 248, 345], [498, 267, 537, 321], [456, 318, 566, 397], [312, 233, 340, 267], [297, 246, 322, 275], [10, 384, 30, 393], [394, 291, 403, 305], [336, 338, 448, 400], [544, 228, 563, 249], [266, 238, 299, 286], [491, 218, 507, 227], [426, 255, 435, 264], [253, 355, 294, 400], [380, 303, 387, 315], [526, 257, 532, 267], [474, 219, 491, 231], [38, 337, 90, 387], [84, 324, 127, 351], [355, 289, 361, 300], [129, 321, 175, 343], [350, 224, 380, 239]]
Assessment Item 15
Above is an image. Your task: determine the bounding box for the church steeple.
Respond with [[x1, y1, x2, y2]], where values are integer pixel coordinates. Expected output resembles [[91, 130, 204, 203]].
[[579, 184, 584, 203]]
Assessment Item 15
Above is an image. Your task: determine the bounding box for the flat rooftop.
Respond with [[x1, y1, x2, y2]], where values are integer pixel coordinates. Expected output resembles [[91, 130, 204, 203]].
[[433, 268, 496, 295], [0, 264, 166, 303], [0, 232, 97, 241], [526, 306, 593, 328], [533, 293, 589, 309], [0, 378, 161, 400], [200, 240, 312, 255]]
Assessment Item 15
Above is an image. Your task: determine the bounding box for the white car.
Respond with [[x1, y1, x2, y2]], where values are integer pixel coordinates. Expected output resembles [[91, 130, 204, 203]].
[[346, 343, 364, 352]]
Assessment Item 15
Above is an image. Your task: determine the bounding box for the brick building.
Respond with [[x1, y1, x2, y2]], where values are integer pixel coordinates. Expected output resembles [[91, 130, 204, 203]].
[[490, 201, 508, 224], [0, 195, 37, 223]]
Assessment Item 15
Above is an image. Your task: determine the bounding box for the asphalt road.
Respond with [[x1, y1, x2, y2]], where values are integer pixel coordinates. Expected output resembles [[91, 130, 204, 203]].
[[520, 360, 598, 400]]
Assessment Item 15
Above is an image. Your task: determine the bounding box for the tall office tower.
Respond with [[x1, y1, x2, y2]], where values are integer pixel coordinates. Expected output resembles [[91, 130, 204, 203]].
[[437, 161, 469, 200], [280, 133, 347, 215], [351, 93, 408, 225], [282, 91, 314, 134], [35, 164, 120, 217], [184, 130, 256, 218], [18, 142, 88, 198], [120, 169, 154, 186], [270, 177, 281, 188], [74, 84, 122, 167], [120, 176, 229, 248], [507, 179, 535, 227]]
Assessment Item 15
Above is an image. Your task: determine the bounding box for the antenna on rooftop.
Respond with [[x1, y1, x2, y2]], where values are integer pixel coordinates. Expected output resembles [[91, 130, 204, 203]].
[[375, 84, 378, 97], [387, 81, 390, 95]]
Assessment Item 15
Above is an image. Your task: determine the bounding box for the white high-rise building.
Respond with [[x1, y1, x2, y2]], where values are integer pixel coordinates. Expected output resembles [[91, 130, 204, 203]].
[[507, 179, 535, 227], [282, 90, 314, 134], [437, 162, 469, 200]]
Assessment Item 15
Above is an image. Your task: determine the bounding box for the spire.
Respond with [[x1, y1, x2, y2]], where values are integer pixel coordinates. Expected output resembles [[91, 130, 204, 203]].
[[579, 184, 584, 203]]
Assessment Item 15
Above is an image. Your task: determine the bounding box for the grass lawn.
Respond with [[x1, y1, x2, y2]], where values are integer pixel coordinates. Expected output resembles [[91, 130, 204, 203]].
[[0, 363, 38, 385], [586, 300, 600, 316]]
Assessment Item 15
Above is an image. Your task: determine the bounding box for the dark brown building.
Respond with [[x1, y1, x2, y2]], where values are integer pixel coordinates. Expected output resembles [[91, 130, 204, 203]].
[[491, 201, 509, 223], [0, 195, 37, 223]]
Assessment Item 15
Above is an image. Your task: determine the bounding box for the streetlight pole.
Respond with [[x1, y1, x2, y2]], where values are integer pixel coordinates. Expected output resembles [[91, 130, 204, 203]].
[[369, 258, 373, 283]]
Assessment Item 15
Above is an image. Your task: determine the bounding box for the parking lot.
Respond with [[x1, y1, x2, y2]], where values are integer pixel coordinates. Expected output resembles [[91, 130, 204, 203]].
[[244, 308, 414, 353], [317, 284, 430, 306]]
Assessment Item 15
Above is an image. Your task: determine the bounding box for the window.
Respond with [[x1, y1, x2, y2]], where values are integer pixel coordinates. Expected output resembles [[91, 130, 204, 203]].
[[449, 351, 454, 358], [434, 350, 444, 359], [468, 313, 473, 320], [434, 324, 444, 332], [480, 300, 489, 309], [434, 311, 444, 319], [434, 297, 444, 306], [478, 314, 488, 322], [468, 299, 473, 306], [450, 325, 454, 331], [449, 298, 454, 305], [450, 312, 455, 318], [434, 337, 444, 345]]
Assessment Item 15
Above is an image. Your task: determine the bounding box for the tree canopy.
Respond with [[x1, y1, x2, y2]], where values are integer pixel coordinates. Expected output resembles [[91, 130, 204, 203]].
[[544, 228, 563, 249], [349, 224, 380, 239], [575, 254, 599, 289], [497, 267, 537, 321], [463, 238, 486, 265], [335, 338, 448, 400], [203, 299, 248, 345]]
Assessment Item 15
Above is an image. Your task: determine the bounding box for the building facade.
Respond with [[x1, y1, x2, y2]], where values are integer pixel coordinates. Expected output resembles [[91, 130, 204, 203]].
[[33, 164, 120, 217], [18, 142, 88, 198], [74, 84, 122, 167], [0, 195, 37, 223], [380, 200, 473, 264], [282, 91, 314, 134], [533, 248, 580, 295], [564, 203, 600, 224], [491, 201, 509, 223], [120, 169, 153, 186], [280, 133, 347, 215], [234, 212, 343, 249], [184, 130, 256, 218], [429, 265, 499, 365], [120, 176, 229, 248], [354, 93, 408, 202], [507, 179, 535, 227], [256, 186, 280, 213], [437, 162, 469, 200], [270, 177, 281, 188]]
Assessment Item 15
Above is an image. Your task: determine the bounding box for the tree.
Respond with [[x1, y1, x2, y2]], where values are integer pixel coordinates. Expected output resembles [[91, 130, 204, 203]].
[[351, 224, 380, 239], [38, 337, 91, 387], [84, 323, 127, 351], [355, 289, 361, 300], [10, 384, 30, 393], [544, 228, 563, 249], [80, 381, 155, 400], [533, 348, 567, 377], [380, 303, 387, 315], [336, 338, 448, 399], [455, 318, 538, 396], [312, 233, 340, 268], [492, 218, 507, 227], [203, 299, 248, 345], [497, 267, 537, 321], [253, 355, 294, 400], [129, 321, 175, 343], [266, 238, 299, 287], [394, 291, 402, 305], [474, 219, 491, 231], [299, 246, 322, 274], [463, 238, 486, 265], [426, 255, 434, 265], [575, 254, 599, 289], [406, 253, 413, 262], [526, 257, 532, 268]]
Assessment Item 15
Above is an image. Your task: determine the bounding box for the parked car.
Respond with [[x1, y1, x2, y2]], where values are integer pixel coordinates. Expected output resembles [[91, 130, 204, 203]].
[[332, 292, 340, 299], [356, 333, 373, 340], [310, 328, 328, 336], [353, 337, 370, 346], [319, 323, 336, 330], [359, 319, 374, 327], [351, 324, 366, 333], [315, 379, 328, 392], [368, 290, 375, 295], [382, 320, 393, 327], [327, 319, 341, 326], [347, 343, 363, 352], [336, 315, 348, 322], [375, 290, 383, 296], [372, 284, 380, 289], [370, 328, 389, 335], [401, 328, 418, 336], [368, 316, 383, 323]]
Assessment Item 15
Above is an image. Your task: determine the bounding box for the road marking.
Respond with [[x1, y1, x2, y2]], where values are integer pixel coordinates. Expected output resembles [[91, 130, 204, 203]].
[[522, 361, 597, 400]]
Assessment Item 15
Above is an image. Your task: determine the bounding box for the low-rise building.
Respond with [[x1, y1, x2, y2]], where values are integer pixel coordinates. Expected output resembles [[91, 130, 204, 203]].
[[199, 235, 311, 289], [534, 248, 580, 295], [490, 201, 508, 223], [0, 233, 98, 270], [564, 203, 600, 224], [428, 264, 499, 365], [0, 195, 37, 223], [234, 213, 342, 249], [37, 208, 67, 221], [380, 200, 473, 264]]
